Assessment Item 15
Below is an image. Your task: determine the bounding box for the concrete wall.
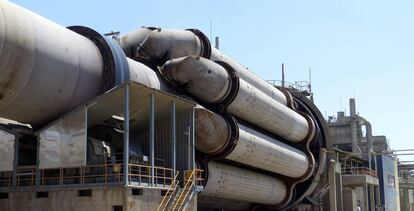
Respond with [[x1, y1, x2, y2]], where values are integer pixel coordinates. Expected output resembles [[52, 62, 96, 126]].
[[0, 186, 168, 211]]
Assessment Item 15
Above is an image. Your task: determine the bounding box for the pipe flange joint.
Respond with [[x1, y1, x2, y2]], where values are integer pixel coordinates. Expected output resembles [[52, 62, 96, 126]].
[[68, 25, 130, 93], [186, 28, 212, 59]]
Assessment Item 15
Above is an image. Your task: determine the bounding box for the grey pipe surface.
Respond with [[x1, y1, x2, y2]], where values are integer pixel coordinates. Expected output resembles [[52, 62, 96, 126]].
[[120, 28, 287, 105], [195, 108, 309, 178], [0, 0, 104, 125], [162, 56, 310, 142], [0, 0, 169, 126], [210, 47, 288, 105], [201, 161, 287, 205], [120, 28, 209, 65]]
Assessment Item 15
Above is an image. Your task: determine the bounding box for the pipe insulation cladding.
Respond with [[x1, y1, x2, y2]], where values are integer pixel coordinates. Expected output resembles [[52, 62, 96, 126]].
[[120, 28, 288, 105], [120, 27, 211, 65], [161, 56, 311, 142], [0, 0, 166, 126], [201, 161, 287, 205], [194, 107, 309, 178]]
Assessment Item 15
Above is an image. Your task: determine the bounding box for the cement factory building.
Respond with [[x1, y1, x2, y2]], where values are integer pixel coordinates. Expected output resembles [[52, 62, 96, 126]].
[[0, 1, 413, 210]]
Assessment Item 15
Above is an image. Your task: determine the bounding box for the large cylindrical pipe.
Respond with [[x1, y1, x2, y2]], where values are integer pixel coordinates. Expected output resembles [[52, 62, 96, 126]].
[[201, 161, 287, 205], [0, 0, 168, 126], [162, 56, 311, 142], [195, 107, 309, 178], [120, 28, 287, 105], [0, 0, 103, 125], [210, 47, 287, 105], [120, 27, 211, 65], [198, 196, 253, 211]]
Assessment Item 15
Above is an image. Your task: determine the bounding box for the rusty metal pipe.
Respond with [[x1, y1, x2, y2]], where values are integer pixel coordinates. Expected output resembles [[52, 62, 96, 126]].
[[201, 161, 287, 205], [195, 107, 309, 178], [161, 56, 310, 142]]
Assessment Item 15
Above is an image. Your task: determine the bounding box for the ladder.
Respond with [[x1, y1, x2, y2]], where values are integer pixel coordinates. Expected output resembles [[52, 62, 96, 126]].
[[170, 169, 198, 211], [157, 171, 180, 211]]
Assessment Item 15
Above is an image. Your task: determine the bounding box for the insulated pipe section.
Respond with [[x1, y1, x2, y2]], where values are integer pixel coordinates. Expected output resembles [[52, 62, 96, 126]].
[[195, 107, 309, 178], [201, 161, 287, 205], [120, 27, 211, 65], [162, 56, 311, 142], [121, 27, 287, 104], [0, 0, 168, 126], [211, 48, 288, 105], [0, 0, 103, 126]]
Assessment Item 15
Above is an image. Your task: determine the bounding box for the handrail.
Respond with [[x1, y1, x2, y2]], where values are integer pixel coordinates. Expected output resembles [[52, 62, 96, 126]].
[[341, 166, 377, 177], [171, 169, 204, 210], [0, 163, 175, 189], [157, 171, 179, 211]]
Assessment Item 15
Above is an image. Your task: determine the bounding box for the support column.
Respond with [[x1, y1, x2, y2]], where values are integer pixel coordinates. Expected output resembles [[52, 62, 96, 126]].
[[35, 137, 40, 187], [191, 107, 195, 169], [329, 159, 338, 211], [171, 101, 176, 174], [150, 93, 155, 186], [123, 85, 130, 186], [364, 183, 369, 211], [12, 137, 19, 188], [369, 185, 375, 211]]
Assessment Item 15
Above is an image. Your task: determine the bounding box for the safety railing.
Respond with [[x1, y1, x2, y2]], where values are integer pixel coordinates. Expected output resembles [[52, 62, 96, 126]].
[[157, 171, 180, 211], [0, 163, 175, 190], [0, 172, 12, 189], [341, 166, 377, 177], [171, 169, 204, 210], [184, 169, 204, 187], [129, 164, 175, 187]]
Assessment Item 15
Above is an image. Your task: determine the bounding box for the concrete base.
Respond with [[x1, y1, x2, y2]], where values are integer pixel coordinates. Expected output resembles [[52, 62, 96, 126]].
[[0, 186, 177, 211]]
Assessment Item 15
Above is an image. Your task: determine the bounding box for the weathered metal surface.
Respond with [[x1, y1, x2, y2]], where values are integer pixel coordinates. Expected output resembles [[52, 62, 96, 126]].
[[126, 59, 163, 90], [194, 108, 309, 178], [162, 56, 231, 104], [201, 161, 287, 205], [228, 79, 309, 142], [0, 0, 103, 126], [0, 128, 15, 171], [197, 196, 252, 211], [231, 124, 309, 178], [120, 28, 287, 105], [210, 47, 288, 105], [39, 107, 87, 169], [161, 56, 310, 142], [194, 107, 230, 154], [120, 28, 208, 65]]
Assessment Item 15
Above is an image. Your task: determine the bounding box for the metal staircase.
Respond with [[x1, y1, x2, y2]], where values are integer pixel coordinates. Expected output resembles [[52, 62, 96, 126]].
[[157, 171, 180, 211], [170, 169, 203, 211], [157, 169, 204, 211]]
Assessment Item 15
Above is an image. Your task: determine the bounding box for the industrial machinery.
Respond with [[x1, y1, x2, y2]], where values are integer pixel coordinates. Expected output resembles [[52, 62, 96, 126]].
[[0, 0, 329, 210]]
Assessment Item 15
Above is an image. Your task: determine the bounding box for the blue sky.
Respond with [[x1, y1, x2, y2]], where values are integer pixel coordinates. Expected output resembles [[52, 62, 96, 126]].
[[11, 0, 414, 159]]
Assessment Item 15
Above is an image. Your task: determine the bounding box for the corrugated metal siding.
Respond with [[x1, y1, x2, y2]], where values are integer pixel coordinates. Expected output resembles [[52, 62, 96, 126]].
[[377, 155, 398, 211]]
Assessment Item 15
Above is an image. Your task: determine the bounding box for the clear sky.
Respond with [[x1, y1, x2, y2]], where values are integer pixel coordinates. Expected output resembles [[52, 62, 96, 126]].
[[10, 0, 414, 160]]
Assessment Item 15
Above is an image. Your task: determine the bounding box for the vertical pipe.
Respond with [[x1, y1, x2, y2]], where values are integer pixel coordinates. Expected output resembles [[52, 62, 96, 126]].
[[350, 98, 356, 117], [328, 159, 338, 211], [12, 137, 19, 188], [123, 85, 130, 185], [191, 107, 196, 169], [150, 93, 155, 186], [35, 137, 40, 187], [187, 125, 191, 169], [215, 36, 220, 50], [171, 101, 176, 174], [282, 63, 285, 88]]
